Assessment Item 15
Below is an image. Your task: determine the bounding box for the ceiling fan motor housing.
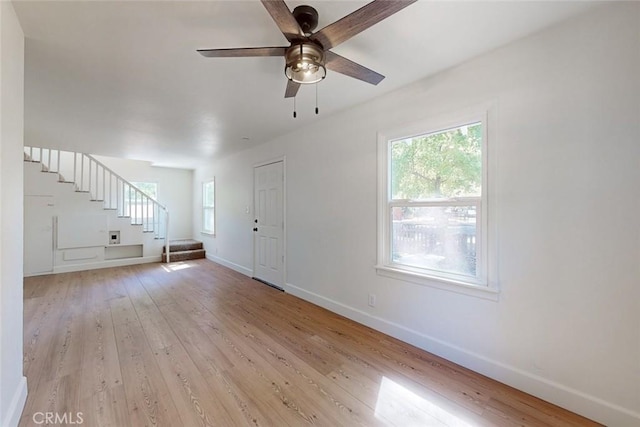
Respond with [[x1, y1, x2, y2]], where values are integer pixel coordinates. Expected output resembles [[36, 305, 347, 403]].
[[292, 5, 319, 35]]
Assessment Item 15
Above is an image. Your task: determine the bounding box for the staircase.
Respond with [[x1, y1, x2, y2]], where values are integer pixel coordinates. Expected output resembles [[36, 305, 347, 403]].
[[24, 146, 175, 262], [162, 239, 206, 262]]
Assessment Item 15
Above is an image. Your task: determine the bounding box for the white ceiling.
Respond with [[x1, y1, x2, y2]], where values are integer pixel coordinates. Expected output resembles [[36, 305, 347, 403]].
[[14, 0, 599, 169]]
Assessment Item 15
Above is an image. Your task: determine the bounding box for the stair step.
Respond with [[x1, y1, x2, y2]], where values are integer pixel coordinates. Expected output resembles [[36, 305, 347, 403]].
[[163, 239, 203, 253], [162, 249, 206, 263]]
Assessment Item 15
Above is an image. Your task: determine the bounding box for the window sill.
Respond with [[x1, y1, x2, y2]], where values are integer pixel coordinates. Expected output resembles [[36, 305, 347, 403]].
[[200, 231, 215, 237], [375, 265, 499, 301]]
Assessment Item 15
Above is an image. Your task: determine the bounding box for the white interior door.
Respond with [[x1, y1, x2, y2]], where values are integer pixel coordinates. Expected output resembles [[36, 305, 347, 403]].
[[24, 195, 54, 275], [253, 161, 284, 289]]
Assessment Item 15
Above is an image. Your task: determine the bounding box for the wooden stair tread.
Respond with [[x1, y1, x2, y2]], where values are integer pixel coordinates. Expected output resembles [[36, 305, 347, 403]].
[[163, 239, 204, 253]]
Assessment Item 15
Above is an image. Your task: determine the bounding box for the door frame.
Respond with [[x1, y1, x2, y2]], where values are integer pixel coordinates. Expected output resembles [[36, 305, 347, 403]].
[[252, 156, 286, 289]]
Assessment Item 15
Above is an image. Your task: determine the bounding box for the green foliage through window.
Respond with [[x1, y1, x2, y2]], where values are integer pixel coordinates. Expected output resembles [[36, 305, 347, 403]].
[[384, 120, 485, 281], [391, 123, 482, 200]]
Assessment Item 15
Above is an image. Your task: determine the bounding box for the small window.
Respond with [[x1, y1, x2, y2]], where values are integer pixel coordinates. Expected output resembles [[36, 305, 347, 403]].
[[378, 111, 495, 296], [125, 182, 158, 227], [202, 179, 215, 235], [131, 182, 158, 199]]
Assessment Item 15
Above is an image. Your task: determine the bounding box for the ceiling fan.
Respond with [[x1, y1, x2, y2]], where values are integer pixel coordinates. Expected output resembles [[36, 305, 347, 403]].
[[197, 0, 417, 99]]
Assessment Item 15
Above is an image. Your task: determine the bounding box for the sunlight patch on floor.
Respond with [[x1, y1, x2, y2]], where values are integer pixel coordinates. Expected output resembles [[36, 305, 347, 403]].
[[375, 376, 474, 427], [161, 262, 193, 272]]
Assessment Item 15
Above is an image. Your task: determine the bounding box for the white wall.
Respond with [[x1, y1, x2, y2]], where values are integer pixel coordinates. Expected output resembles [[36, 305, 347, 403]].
[[193, 4, 640, 425], [0, 2, 27, 426], [93, 155, 194, 240]]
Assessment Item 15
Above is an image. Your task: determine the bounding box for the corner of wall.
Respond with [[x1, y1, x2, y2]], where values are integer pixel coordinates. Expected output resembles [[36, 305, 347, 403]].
[[1, 377, 27, 427], [205, 253, 252, 277]]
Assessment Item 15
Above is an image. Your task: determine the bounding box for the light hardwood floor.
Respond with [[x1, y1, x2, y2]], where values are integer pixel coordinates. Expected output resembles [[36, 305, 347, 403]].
[[20, 259, 600, 426]]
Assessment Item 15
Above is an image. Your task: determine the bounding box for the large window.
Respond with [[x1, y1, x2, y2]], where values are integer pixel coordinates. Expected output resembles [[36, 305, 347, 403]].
[[202, 179, 215, 235], [378, 112, 494, 295]]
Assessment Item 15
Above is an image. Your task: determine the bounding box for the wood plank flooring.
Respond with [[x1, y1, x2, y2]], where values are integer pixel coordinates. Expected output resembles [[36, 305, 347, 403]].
[[20, 260, 600, 426]]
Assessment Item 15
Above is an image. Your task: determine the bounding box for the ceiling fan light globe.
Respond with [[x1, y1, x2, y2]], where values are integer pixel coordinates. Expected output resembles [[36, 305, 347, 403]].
[[285, 42, 326, 85], [285, 65, 326, 84]]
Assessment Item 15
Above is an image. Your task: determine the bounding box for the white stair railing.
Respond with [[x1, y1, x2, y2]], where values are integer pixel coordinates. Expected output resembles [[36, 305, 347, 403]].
[[24, 146, 171, 260]]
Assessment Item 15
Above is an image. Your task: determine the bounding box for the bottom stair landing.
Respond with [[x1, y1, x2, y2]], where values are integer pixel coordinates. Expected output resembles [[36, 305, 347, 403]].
[[162, 239, 206, 262]]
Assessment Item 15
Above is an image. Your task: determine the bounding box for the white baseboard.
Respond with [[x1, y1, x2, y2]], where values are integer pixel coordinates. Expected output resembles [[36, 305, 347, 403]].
[[284, 282, 640, 427], [2, 376, 27, 427], [206, 254, 252, 277], [47, 255, 162, 275]]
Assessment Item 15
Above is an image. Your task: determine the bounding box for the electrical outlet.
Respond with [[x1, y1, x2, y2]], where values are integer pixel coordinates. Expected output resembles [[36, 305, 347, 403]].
[[368, 293, 376, 307]]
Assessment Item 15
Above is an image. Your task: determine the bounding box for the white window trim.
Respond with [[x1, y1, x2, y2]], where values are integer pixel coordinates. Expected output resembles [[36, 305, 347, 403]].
[[376, 107, 498, 300], [201, 179, 215, 236]]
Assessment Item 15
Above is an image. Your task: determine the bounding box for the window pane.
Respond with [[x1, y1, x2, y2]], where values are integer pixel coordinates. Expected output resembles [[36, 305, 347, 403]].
[[203, 181, 215, 207], [391, 123, 482, 200], [203, 208, 215, 233], [391, 205, 477, 277]]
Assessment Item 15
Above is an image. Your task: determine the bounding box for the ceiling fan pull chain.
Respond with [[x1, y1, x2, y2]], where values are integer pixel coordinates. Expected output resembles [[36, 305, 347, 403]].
[[293, 96, 297, 118], [315, 83, 319, 115]]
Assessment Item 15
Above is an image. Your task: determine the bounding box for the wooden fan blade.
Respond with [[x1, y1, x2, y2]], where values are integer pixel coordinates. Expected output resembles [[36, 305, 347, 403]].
[[197, 47, 287, 58], [325, 51, 384, 85], [311, 0, 417, 50], [261, 0, 304, 42], [284, 80, 301, 98]]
